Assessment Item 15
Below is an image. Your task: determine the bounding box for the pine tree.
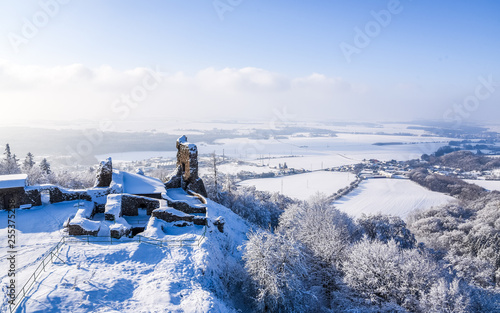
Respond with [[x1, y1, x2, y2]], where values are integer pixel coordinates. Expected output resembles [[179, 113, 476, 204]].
[[23, 152, 35, 171], [4, 144, 12, 159], [10, 154, 20, 174], [2, 144, 20, 174], [40, 158, 51, 175]]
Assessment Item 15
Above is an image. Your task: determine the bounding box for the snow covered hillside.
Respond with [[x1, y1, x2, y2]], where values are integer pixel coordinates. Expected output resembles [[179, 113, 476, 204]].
[[0, 199, 249, 312], [465, 179, 500, 192], [334, 178, 455, 219], [239, 171, 356, 201]]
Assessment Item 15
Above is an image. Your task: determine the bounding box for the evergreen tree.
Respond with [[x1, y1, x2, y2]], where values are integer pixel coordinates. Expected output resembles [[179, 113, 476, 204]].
[[4, 143, 12, 159], [23, 152, 35, 171], [40, 158, 51, 175], [10, 154, 20, 174], [2, 144, 20, 174]]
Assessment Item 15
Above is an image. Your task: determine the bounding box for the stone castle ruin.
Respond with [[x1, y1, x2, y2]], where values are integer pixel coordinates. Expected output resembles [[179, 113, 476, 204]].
[[0, 135, 221, 239], [166, 135, 207, 197]]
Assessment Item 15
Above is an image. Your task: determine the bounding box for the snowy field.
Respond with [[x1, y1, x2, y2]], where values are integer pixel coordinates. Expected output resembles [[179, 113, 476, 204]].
[[91, 123, 453, 171], [334, 179, 455, 219], [199, 162, 276, 176], [0, 200, 249, 313], [95, 151, 177, 162], [465, 179, 500, 192], [199, 133, 451, 171], [239, 171, 356, 201]]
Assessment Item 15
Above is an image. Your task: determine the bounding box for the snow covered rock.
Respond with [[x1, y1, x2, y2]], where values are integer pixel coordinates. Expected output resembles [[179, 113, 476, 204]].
[[212, 216, 225, 233], [68, 202, 100, 236], [94, 157, 113, 187], [110, 223, 130, 239], [163, 188, 207, 214]]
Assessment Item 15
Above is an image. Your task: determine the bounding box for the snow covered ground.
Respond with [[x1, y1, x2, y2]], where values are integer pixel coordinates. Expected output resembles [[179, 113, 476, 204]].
[[199, 162, 275, 176], [239, 171, 356, 201], [198, 133, 451, 171], [334, 178, 455, 219], [465, 179, 500, 192], [0, 199, 249, 312], [96, 151, 177, 163]]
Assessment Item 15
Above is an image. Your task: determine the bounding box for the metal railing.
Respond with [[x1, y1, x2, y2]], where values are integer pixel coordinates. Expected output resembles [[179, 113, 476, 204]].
[[8, 237, 66, 313], [7, 226, 207, 313]]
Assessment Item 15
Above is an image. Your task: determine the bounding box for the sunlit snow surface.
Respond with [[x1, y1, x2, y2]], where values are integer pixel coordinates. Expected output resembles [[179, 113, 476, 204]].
[[464, 179, 500, 192], [334, 179, 455, 219], [239, 171, 356, 201], [0, 200, 248, 312]]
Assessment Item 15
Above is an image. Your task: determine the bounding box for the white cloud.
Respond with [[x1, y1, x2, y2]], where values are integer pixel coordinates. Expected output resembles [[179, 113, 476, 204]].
[[1, 60, 495, 127]]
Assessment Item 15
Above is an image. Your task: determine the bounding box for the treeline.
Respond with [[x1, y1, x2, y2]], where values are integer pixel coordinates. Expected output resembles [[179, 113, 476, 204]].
[[408, 192, 500, 292], [203, 173, 298, 230], [0, 143, 95, 189], [409, 168, 488, 201], [201, 168, 500, 311], [423, 150, 500, 171], [241, 195, 499, 312]]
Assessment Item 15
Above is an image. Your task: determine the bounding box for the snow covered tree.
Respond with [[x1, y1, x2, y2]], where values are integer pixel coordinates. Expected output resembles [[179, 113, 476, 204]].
[[419, 278, 470, 313], [4, 143, 12, 159], [10, 153, 20, 174], [2, 144, 21, 174], [343, 238, 440, 310], [278, 194, 358, 267], [23, 152, 35, 171], [243, 231, 315, 312], [39, 158, 51, 175], [358, 214, 416, 249]]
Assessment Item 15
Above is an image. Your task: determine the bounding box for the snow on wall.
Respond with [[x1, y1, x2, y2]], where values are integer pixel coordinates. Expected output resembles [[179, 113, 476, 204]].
[[0, 173, 27, 189], [69, 202, 100, 232], [105, 194, 122, 220]]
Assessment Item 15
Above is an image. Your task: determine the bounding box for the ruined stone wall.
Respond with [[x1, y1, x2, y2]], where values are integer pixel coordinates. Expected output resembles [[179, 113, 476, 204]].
[[121, 194, 161, 216], [22, 189, 42, 207], [68, 224, 99, 236], [151, 209, 207, 225], [0, 188, 25, 210], [48, 187, 92, 204]]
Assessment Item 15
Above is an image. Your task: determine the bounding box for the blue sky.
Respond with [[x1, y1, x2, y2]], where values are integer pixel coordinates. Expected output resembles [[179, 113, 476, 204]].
[[0, 0, 499, 126]]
